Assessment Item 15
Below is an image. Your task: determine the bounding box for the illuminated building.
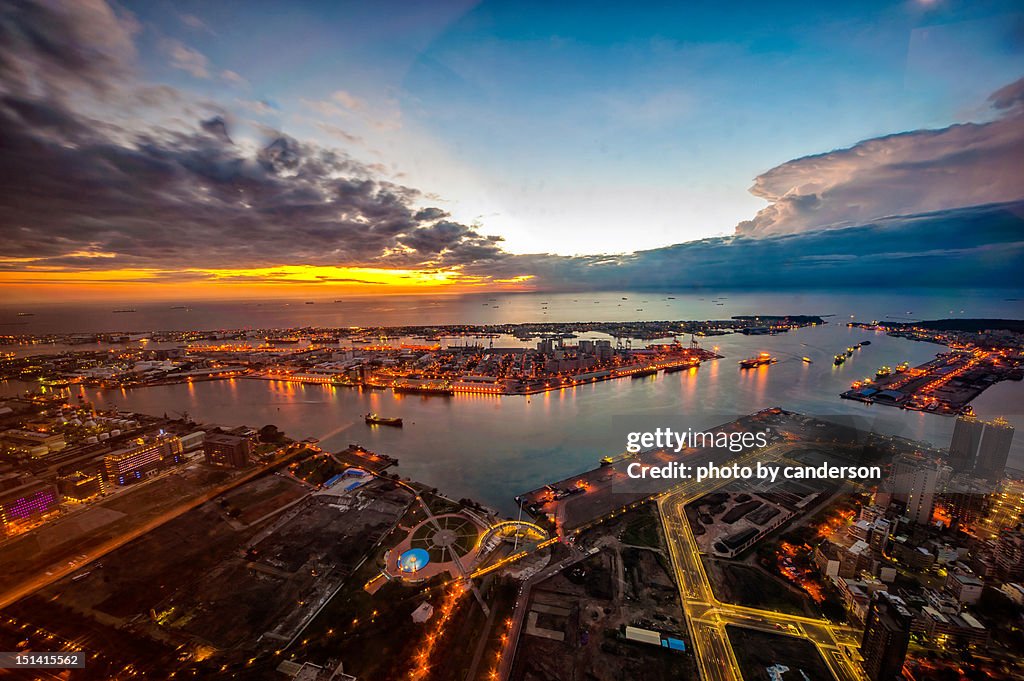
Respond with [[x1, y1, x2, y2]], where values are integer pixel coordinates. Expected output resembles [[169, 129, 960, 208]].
[[0, 481, 60, 533], [860, 591, 913, 681], [104, 435, 184, 485], [57, 471, 105, 501], [978, 478, 1024, 539], [203, 432, 252, 468], [0, 428, 66, 457], [941, 473, 995, 533]]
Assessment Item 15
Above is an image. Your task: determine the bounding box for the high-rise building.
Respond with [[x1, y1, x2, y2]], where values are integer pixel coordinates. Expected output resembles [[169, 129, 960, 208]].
[[203, 432, 252, 469], [883, 454, 942, 525], [861, 591, 913, 681], [975, 417, 1014, 482], [947, 415, 1015, 481], [949, 415, 985, 473]]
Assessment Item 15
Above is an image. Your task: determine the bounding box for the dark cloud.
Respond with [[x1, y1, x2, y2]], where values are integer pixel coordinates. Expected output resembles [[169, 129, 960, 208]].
[[0, 0, 138, 98], [0, 2, 507, 275], [200, 115, 232, 143], [0, 99, 508, 270]]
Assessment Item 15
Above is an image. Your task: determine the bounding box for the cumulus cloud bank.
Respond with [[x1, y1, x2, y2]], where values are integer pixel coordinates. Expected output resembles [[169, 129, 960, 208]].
[[736, 78, 1024, 236]]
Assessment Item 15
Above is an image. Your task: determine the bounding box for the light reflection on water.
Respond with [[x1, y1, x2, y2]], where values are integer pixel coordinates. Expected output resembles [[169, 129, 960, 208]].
[[2, 290, 1022, 514], [16, 322, 1013, 515]]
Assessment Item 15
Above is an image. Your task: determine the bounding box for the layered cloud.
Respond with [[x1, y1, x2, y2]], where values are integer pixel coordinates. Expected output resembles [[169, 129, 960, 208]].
[[736, 78, 1024, 236], [0, 0, 1022, 299]]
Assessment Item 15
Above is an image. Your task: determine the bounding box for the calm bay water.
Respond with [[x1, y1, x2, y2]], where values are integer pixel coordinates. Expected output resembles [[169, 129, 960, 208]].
[[3, 288, 1022, 334], [2, 290, 1022, 515]]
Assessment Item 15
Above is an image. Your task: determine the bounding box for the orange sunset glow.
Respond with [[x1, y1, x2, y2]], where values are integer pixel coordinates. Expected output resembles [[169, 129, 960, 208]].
[[0, 265, 535, 302]]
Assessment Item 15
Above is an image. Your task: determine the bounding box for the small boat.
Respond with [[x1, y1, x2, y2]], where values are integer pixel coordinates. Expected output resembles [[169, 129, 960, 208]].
[[801, 357, 813, 363], [834, 354, 846, 366], [365, 413, 403, 427], [895, 362, 909, 373], [876, 366, 892, 379], [859, 340, 871, 346]]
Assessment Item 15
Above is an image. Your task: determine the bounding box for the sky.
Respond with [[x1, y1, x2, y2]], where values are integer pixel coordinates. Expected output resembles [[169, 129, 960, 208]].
[[0, 0, 1023, 302]]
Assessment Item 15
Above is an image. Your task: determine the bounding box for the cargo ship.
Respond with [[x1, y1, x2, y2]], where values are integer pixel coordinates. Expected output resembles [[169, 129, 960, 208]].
[[630, 367, 659, 378], [365, 413, 403, 427], [392, 383, 454, 396], [664, 360, 700, 373], [739, 352, 777, 369]]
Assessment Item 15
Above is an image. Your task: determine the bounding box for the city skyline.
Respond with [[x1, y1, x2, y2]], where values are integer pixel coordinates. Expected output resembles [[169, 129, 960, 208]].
[[1, 1, 1024, 302]]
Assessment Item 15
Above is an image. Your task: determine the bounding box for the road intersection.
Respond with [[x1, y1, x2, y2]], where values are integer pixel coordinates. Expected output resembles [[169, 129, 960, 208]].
[[657, 443, 867, 681]]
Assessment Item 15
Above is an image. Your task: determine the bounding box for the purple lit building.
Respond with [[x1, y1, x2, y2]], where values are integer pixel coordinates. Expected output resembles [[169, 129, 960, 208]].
[[0, 480, 60, 532]]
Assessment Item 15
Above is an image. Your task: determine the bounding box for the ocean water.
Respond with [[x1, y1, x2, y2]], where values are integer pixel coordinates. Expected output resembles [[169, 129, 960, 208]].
[[2, 288, 1022, 335]]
